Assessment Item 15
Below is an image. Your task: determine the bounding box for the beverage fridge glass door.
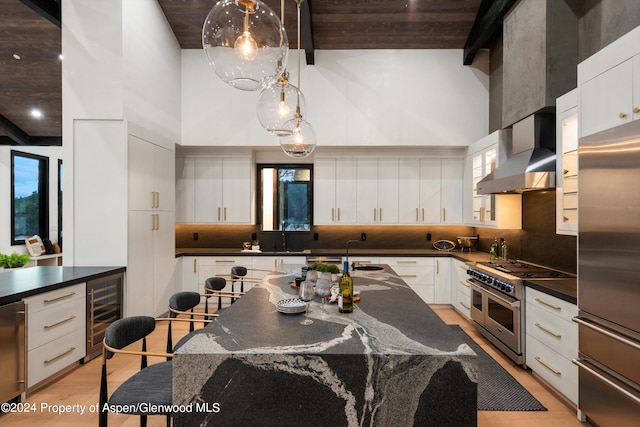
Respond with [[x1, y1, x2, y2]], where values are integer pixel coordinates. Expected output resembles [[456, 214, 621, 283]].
[[0, 301, 25, 403]]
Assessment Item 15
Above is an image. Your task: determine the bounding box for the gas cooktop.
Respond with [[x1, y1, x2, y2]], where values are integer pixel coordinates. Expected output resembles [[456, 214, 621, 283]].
[[476, 261, 575, 279]]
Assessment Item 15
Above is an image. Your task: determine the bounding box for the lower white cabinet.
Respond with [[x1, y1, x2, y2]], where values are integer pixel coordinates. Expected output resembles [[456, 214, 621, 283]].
[[23, 283, 86, 389], [525, 287, 578, 404], [450, 258, 471, 320], [434, 258, 451, 304], [386, 257, 435, 304]]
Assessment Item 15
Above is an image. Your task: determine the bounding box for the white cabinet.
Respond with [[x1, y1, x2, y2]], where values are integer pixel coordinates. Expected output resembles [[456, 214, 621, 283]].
[[433, 258, 451, 304], [578, 26, 640, 138], [181, 256, 199, 293], [464, 130, 521, 229], [129, 135, 174, 212], [450, 258, 471, 320], [525, 287, 578, 404], [127, 136, 176, 317], [314, 158, 357, 225], [24, 283, 86, 389], [175, 156, 252, 224], [386, 257, 435, 304], [556, 89, 578, 236], [441, 159, 464, 224], [356, 159, 399, 224]]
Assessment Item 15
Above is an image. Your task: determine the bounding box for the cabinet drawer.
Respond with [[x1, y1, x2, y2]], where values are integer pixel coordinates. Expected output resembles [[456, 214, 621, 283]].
[[408, 283, 435, 304], [27, 328, 85, 388], [198, 256, 244, 267], [28, 299, 85, 350], [526, 302, 577, 360], [24, 283, 85, 314], [392, 266, 435, 286], [526, 287, 577, 321], [526, 335, 578, 404], [384, 257, 434, 267], [454, 289, 471, 319]]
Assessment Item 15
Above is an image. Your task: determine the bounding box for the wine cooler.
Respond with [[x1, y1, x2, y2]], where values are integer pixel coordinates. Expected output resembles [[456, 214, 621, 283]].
[[85, 273, 124, 361]]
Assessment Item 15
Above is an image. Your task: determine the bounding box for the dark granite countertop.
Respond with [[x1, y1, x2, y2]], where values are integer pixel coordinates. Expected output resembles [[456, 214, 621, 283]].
[[524, 278, 577, 305], [0, 266, 126, 305]]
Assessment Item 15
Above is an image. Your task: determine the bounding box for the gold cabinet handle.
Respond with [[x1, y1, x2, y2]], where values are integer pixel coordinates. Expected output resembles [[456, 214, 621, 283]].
[[217, 207, 221, 221], [436, 259, 439, 274], [634, 107, 640, 114], [620, 112, 628, 119], [459, 301, 470, 310], [534, 297, 561, 310], [479, 206, 485, 223], [44, 292, 76, 304], [193, 259, 197, 273], [215, 260, 236, 264], [337, 208, 340, 222], [535, 322, 562, 338], [44, 315, 76, 329], [421, 208, 424, 222], [415, 208, 418, 222], [44, 347, 76, 364], [332, 208, 335, 222], [442, 208, 446, 223], [399, 274, 418, 278], [397, 260, 417, 264], [563, 169, 569, 175], [460, 280, 471, 288], [373, 208, 377, 222], [534, 356, 561, 375], [563, 216, 570, 222], [379, 208, 382, 222], [224, 207, 227, 221]]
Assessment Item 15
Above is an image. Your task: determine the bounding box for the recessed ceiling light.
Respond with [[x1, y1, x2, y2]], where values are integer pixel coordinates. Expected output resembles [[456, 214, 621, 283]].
[[12, 53, 21, 60], [58, 54, 64, 60], [30, 109, 43, 119]]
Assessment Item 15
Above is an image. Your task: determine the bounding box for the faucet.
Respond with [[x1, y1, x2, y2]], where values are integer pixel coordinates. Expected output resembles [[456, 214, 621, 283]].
[[281, 220, 287, 251], [345, 239, 360, 270]]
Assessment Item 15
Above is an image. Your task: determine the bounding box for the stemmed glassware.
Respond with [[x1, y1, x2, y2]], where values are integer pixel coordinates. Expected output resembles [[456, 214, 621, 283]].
[[298, 281, 314, 325]]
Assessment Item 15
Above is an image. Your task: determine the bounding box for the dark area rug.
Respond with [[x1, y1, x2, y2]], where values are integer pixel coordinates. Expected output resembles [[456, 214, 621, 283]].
[[449, 324, 547, 411]]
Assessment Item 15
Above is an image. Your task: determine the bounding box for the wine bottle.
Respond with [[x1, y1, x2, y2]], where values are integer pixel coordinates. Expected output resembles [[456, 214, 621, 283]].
[[489, 238, 499, 260], [501, 240, 508, 261], [338, 260, 353, 313]]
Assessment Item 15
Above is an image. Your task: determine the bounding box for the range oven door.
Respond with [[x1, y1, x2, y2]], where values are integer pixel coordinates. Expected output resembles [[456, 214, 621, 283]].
[[470, 281, 521, 355]]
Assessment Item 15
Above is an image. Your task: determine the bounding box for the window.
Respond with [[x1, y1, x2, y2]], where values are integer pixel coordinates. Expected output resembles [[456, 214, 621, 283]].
[[11, 151, 49, 245], [258, 165, 312, 231]]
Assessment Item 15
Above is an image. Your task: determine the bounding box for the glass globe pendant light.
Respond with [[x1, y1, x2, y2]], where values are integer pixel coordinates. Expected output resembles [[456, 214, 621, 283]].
[[202, 0, 288, 91], [256, 1, 305, 136], [280, 0, 316, 158]]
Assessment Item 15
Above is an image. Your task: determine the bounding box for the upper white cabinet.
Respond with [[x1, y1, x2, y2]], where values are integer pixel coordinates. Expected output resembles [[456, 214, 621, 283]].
[[398, 159, 463, 224], [464, 130, 521, 229], [175, 156, 252, 224], [314, 158, 357, 225], [356, 159, 399, 224], [556, 89, 578, 236], [578, 25, 640, 138], [129, 135, 175, 212]]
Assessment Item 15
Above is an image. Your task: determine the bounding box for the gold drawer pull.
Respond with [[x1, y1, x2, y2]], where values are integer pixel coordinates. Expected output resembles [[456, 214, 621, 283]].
[[44, 315, 76, 329], [396, 260, 417, 264], [459, 301, 470, 310], [44, 347, 76, 364], [399, 274, 418, 278], [535, 356, 561, 375], [634, 107, 640, 114], [460, 281, 471, 288], [535, 322, 561, 338], [535, 298, 561, 310], [215, 260, 236, 264], [619, 112, 627, 119], [44, 292, 76, 304]]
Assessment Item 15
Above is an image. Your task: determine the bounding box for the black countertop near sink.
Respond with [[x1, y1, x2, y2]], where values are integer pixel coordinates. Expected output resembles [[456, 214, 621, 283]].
[[0, 266, 126, 305], [524, 278, 577, 305]]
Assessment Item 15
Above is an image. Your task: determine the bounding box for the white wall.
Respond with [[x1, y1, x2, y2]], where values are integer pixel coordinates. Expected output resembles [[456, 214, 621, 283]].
[[181, 49, 490, 147], [61, 0, 181, 265], [0, 146, 63, 255]]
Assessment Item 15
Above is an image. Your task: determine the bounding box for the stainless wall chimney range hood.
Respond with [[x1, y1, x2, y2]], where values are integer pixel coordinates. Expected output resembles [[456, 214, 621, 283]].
[[477, 114, 556, 194]]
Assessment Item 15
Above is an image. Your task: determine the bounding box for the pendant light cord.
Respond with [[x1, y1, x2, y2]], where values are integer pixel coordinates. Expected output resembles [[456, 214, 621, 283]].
[[296, 0, 302, 115]]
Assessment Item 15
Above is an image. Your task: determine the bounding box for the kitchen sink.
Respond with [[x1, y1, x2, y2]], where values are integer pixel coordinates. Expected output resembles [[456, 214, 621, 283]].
[[353, 265, 384, 271], [259, 249, 311, 255]]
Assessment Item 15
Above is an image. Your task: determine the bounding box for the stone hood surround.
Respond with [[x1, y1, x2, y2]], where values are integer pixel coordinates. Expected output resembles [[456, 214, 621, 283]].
[[173, 265, 477, 426]]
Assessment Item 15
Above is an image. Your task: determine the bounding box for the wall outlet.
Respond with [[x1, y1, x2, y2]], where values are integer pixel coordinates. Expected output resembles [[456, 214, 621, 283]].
[[193, 232, 199, 241], [361, 233, 367, 241], [426, 233, 432, 241], [313, 233, 319, 240]]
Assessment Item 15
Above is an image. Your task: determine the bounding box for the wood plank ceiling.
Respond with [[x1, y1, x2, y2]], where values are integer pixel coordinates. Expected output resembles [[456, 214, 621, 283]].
[[1, 0, 490, 145]]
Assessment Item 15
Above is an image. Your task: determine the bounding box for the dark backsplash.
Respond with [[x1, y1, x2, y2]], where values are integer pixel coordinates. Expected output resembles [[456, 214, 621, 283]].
[[176, 190, 577, 273]]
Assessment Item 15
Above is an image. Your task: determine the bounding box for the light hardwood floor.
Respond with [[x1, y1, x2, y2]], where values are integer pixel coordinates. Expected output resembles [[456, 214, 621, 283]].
[[1, 307, 587, 426]]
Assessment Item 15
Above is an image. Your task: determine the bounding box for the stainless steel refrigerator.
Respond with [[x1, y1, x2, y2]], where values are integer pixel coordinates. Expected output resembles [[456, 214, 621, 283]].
[[575, 119, 640, 426]]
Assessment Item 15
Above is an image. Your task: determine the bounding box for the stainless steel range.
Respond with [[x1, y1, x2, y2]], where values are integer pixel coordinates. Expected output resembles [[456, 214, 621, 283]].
[[466, 260, 575, 366]]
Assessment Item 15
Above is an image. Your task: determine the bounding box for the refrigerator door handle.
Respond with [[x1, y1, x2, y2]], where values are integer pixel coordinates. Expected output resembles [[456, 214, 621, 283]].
[[573, 316, 640, 351], [573, 357, 640, 405]]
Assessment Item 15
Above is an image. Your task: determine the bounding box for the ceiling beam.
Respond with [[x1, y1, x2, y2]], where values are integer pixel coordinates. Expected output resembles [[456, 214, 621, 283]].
[[463, 0, 518, 65], [301, 0, 315, 65], [20, 0, 61, 28], [0, 115, 61, 146]]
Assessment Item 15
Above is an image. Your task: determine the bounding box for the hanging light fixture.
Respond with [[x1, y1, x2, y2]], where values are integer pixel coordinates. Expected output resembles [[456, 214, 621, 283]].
[[202, 0, 288, 91], [256, 0, 305, 136], [280, 0, 316, 158]]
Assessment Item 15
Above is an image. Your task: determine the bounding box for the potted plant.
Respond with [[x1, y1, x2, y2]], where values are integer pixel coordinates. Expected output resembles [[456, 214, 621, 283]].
[[0, 252, 31, 269], [251, 240, 260, 251]]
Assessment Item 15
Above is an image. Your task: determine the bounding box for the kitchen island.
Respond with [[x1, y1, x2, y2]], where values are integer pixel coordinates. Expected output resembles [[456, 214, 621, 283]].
[[173, 265, 477, 426]]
